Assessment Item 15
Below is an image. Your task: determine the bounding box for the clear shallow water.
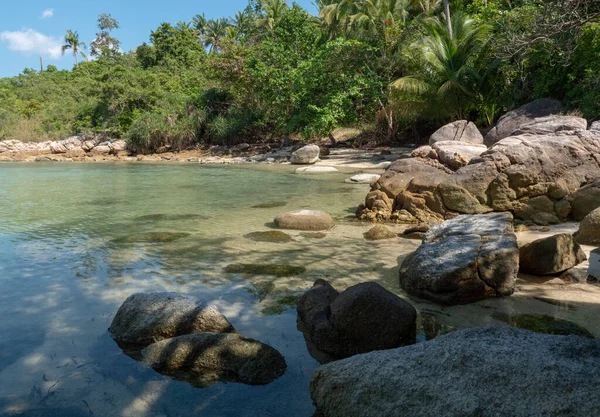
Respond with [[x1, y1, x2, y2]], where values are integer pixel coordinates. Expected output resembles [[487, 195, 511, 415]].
[[1, 163, 599, 417]]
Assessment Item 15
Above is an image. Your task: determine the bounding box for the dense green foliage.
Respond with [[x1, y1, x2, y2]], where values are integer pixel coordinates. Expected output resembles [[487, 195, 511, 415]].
[[0, 0, 598, 150]]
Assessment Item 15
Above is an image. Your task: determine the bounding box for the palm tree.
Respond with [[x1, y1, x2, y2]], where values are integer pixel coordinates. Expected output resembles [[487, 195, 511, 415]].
[[61, 30, 87, 67], [392, 12, 490, 120], [203, 18, 231, 52], [255, 0, 289, 30]]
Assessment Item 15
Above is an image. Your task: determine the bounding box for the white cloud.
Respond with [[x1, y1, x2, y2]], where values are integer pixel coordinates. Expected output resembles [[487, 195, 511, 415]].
[[0, 29, 62, 59], [41, 9, 54, 19]]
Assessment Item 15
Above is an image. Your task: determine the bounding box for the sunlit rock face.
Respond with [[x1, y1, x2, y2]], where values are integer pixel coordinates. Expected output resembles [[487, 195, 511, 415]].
[[358, 103, 600, 225], [519, 233, 587, 276], [399, 213, 519, 305]]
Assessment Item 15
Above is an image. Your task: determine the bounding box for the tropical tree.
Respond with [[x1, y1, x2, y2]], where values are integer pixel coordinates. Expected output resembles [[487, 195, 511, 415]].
[[61, 30, 87, 67], [204, 18, 232, 52], [392, 12, 490, 120], [90, 13, 120, 57], [255, 0, 289, 30]]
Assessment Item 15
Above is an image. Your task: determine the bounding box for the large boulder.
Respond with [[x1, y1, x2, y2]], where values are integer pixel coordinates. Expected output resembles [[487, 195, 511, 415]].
[[310, 325, 600, 417], [399, 213, 519, 305], [431, 141, 487, 171], [568, 180, 600, 221], [520, 234, 587, 275], [290, 144, 320, 164], [485, 98, 564, 146], [274, 210, 335, 231], [142, 333, 287, 387], [297, 280, 417, 359], [109, 292, 235, 348], [512, 115, 587, 136], [429, 120, 484, 145], [577, 207, 600, 246]]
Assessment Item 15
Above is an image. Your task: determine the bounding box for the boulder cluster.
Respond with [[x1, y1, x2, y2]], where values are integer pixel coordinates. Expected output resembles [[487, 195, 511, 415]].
[[358, 99, 600, 225], [0, 135, 128, 160], [109, 292, 286, 387]]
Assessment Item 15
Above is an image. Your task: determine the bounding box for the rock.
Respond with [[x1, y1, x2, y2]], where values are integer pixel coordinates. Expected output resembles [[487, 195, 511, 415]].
[[431, 141, 487, 170], [438, 182, 491, 214], [493, 312, 593, 337], [576, 207, 600, 246], [274, 210, 335, 231], [429, 120, 484, 145], [290, 144, 320, 164], [513, 115, 587, 135], [345, 174, 381, 184], [310, 325, 600, 417], [410, 145, 437, 159], [402, 224, 429, 240], [399, 213, 519, 305], [224, 263, 305, 277], [363, 225, 397, 241], [142, 333, 287, 387], [568, 180, 600, 221], [295, 166, 339, 174], [485, 98, 564, 146], [109, 292, 235, 348], [519, 234, 587, 275], [590, 121, 600, 131], [297, 280, 417, 359], [111, 232, 191, 244], [109, 140, 128, 152], [50, 142, 68, 154], [244, 231, 294, 243], [588, 248, 600, 279], [81, 140, 97, 152]]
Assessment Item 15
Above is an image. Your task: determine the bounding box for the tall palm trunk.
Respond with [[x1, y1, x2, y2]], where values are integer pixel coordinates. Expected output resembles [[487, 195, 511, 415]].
[[443, 0, 452, 37]]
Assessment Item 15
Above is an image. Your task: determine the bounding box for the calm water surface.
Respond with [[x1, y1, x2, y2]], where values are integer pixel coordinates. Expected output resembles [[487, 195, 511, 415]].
[[0, 163, 598, 417]]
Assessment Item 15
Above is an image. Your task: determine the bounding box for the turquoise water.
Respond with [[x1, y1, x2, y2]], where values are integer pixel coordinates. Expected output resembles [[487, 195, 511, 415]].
[[0, 163, 373, 417], [1, 162, 598, 417]]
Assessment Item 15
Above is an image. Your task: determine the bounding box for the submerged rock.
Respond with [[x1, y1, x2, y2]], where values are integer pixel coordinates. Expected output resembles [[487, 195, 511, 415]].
[[251, 201, 288, 209], [142, 333, 287, 387], [399, 213, 519, 305], [134, 213, 208, 222], [111, 232, 191, 244], [300, 232, 328, 239], [274, 210, 335, 231], [290, 144, 320, 164], [297, 280, 417, 359], [310, 325, 600, 417], [363, 225, 397, 241], [493, 312, 593, 338], [244, 231, 294, 243], [109, 292, 235, 348], [576, 207, 600, 245], [295, 166, 339, 174], [224, 263, 306, 277], [519, 234, 587, 275]]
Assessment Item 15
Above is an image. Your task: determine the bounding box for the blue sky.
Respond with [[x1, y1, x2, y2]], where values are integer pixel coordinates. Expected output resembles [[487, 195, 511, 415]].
[[0, 0, 316, 77]]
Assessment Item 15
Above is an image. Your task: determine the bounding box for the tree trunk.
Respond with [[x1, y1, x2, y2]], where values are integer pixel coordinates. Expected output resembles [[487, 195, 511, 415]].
[[75, 51, 78, 67], [443, 0, 452, 37]]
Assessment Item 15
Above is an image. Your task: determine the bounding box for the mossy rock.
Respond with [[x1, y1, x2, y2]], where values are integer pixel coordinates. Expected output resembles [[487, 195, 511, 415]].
[[112, 232, 191, 244], [244, 231, 294, 243], [300, 232, 327, 239], [224, 263, 306, 277], [251, 201, 288, 209], [493, 312, 593, 338], [134, 214, 208, 222], [261, 294, 301, 316], [364, 225, 397, 241], [419, 312, 457, 341]]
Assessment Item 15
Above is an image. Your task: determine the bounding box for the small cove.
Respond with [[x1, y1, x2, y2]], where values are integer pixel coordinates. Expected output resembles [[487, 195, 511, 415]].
[[0, 162, 598, 417]]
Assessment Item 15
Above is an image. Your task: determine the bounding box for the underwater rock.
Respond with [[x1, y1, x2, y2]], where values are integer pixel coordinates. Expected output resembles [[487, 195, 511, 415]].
[[224, 263, 306, 277], [297, 280, 416, 359], [519, 234, 587, 275], [274, 210, 335, 231], [109, 292, 235, 348], [295, 166, 339, 174], [251, 201, 288, 209], [363, 225, 397, 241], [310, 325, 600, 417], [111, 232, 191, 244], [142, 333, 287, 387], [244, 231, 294, 243]]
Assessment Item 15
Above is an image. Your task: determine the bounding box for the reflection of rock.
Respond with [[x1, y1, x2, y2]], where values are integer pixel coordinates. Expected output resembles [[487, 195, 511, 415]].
[[493, 312, 593, 338], [519, 234, 586, 276], [363, 224, 397, 241], [310, 325, 600, 417], [399, 213, 519, 305], [224, 263, 306, 277], [576, 207, 600, 245], [109, 293, 235, 348], [419, 312, 456, 341], [275, 210, 335, 231], [142, 333, 287, 387], [244, 231, 294, 243], [290, 144, 320, 164], [297, 280, 416, 359]]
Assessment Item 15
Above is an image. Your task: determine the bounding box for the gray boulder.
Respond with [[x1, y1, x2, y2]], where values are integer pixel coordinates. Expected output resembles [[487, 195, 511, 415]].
[[399, 213, 519, 305], [310, 325, 600, 417], [485, 98, 563, 146], [290, 144, 320, 164], [429, 120, 484, 145], [590, 248, 600, 279], [519, 234, 587, 275], [513, 115, 587, 135], [568, 180, 600, 221], [297, 280, 417, 359], [274, 210, 335, 231], [142, 333, 287, 387], [109, 292, 235, 347], [577, 207, 600, 246]]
